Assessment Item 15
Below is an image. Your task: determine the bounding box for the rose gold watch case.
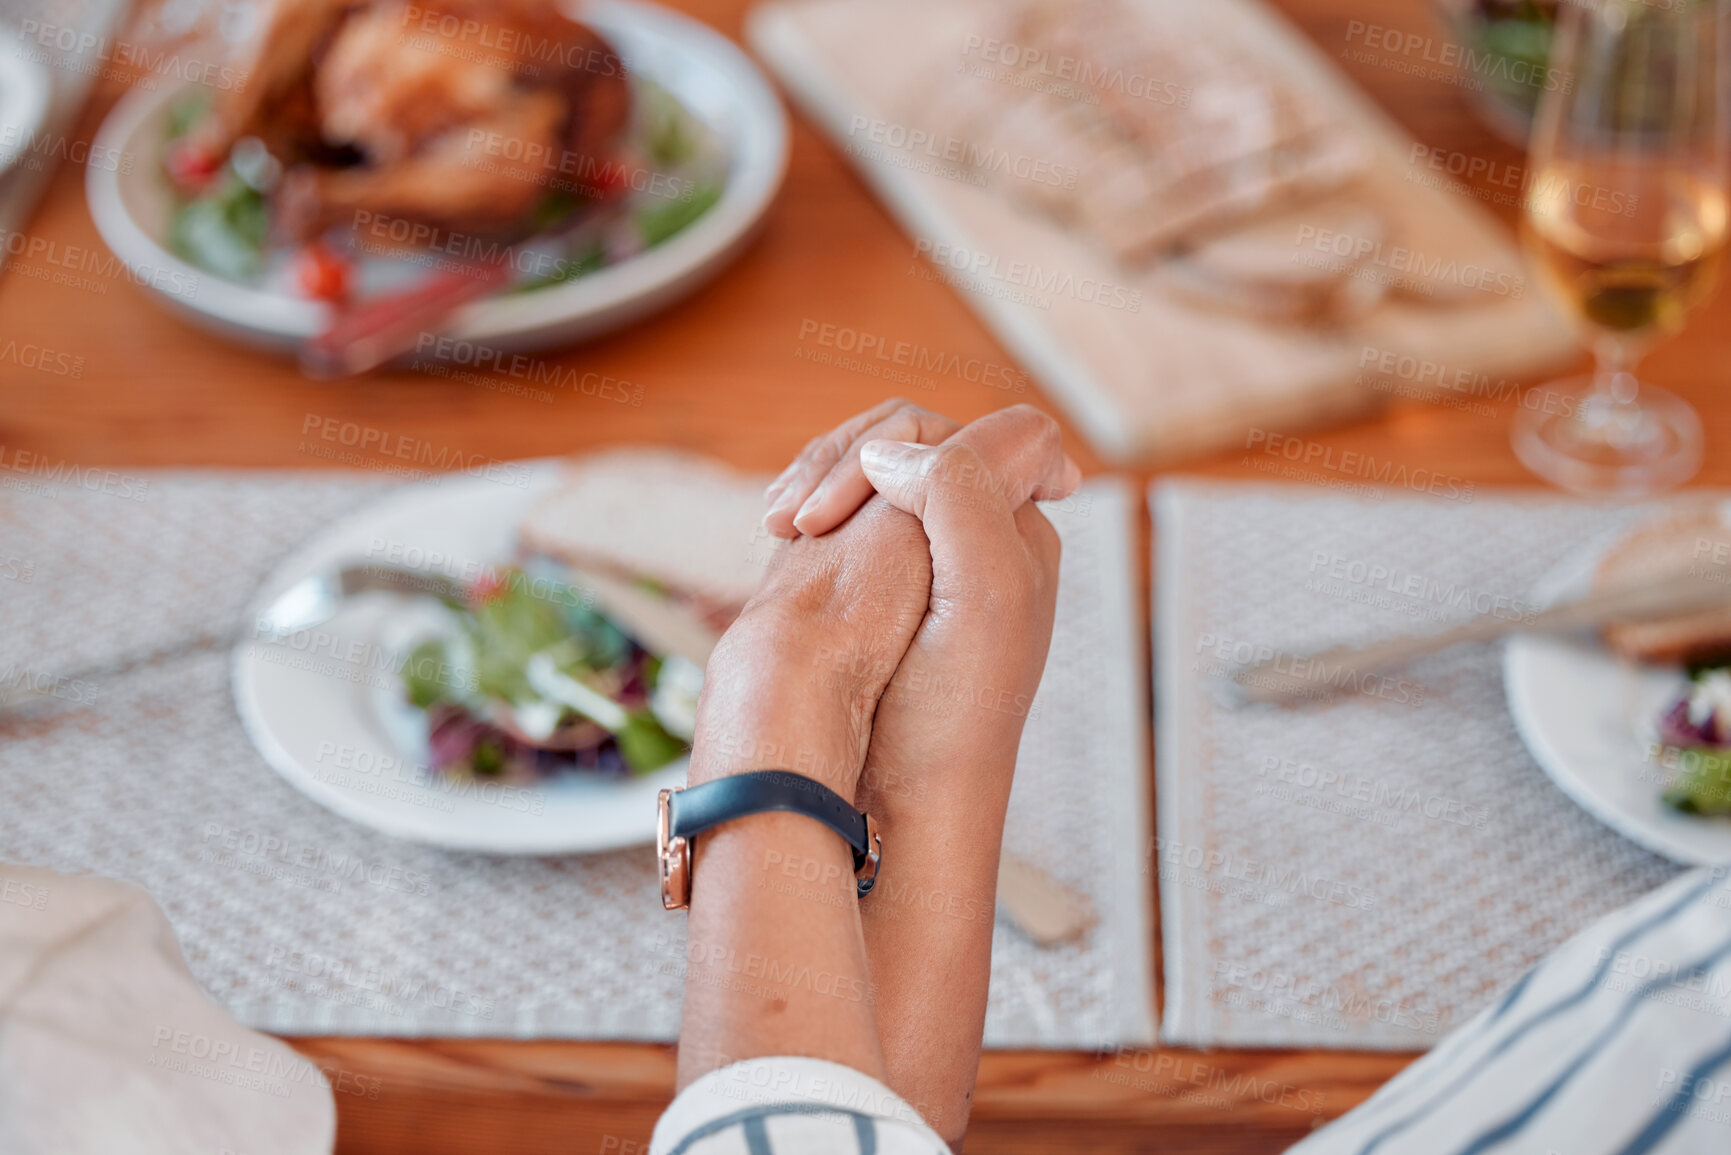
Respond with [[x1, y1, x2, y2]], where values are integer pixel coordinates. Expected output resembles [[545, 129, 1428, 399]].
[[855, 813, 882, 895], [658, 788, 691, 910]]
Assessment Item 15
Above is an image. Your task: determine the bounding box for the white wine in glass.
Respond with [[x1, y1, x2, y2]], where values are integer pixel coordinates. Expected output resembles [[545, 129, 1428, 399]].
[[1515, 0, 1730, 494]]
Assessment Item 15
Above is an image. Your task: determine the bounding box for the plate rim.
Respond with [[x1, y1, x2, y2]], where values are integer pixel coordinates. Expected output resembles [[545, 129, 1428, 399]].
[[0, 46, 51, 180], [229, 459, 689, 855], [1502, 528, 1731, 866]]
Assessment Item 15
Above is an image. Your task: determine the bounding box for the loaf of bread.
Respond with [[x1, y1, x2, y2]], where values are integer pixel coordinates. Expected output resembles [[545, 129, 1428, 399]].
[[519, 448, 773, 649]]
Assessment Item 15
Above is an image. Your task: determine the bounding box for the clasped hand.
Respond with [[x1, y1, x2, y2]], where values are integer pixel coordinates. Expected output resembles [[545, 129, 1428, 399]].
[[691, 399, 1079, 797], [676, 400, 1080, 1147]]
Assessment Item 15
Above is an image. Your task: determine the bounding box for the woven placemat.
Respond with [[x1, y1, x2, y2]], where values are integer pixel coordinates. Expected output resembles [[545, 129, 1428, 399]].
[[1153, 479, 1683, 1050], [0, 467, 1152, 1046]]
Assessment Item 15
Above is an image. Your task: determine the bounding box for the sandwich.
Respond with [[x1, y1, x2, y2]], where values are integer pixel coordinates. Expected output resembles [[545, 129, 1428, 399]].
[[402, 448, 770, 778], [1593, 504, 1731, 666]]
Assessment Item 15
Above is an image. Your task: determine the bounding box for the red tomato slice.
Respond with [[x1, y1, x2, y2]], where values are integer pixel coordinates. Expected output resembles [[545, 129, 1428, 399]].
[[294, 244, 352, 304], [165, 141, 221, 193]]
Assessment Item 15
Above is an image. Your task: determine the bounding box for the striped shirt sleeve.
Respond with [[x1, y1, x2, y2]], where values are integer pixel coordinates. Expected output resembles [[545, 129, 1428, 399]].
[[650, 1056, 951, 1155], [1290, 864, 1731, 1155]]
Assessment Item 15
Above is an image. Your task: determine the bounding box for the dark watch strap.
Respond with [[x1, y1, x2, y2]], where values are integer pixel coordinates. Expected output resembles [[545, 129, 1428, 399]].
[[668, 771, 880, 897]]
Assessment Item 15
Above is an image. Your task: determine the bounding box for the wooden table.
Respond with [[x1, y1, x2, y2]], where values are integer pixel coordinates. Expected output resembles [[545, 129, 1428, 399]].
[[4, 0, 1725, 1150]]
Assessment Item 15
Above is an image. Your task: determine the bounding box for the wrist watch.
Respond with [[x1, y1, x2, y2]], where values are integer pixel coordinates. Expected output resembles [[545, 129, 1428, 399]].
[[657, 770, 882, 910]]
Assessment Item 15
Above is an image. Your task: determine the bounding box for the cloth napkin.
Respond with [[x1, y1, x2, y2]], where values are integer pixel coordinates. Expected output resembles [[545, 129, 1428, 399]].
[[1294, 865, 1731, 1155], [0, 863, 334, 1155]]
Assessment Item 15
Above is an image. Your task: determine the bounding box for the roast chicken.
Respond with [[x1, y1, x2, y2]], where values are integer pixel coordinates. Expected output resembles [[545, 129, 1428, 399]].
[[195, 0, 632, 243]]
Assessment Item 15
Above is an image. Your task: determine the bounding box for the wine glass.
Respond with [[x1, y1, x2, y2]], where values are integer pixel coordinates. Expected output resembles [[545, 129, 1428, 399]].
[[1515, 0, 1730, 495]]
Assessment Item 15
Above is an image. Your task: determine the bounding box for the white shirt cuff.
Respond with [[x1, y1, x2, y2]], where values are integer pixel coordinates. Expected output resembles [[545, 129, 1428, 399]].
[[650, 1056, 949, 1155]]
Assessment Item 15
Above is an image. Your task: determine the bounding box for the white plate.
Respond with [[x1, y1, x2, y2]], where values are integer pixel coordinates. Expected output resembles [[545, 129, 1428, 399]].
[[1504, 534, 1731, 865], [0, 47, 50, 179], [231, 460, 686, 854], [86, 0, 786, 354]]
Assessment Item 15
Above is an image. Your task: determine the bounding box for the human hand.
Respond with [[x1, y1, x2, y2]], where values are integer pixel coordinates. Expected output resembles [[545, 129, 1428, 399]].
[[764, 402, 1078, 799], [762, 402, 1080, 1146], [687, 493, 931, 800], [763, 398, 968, 539], [674, 489, 934, 1093]]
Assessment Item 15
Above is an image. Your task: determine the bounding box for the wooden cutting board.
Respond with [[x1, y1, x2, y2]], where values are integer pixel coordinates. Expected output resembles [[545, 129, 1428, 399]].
[[746, 0, 1578, 464]]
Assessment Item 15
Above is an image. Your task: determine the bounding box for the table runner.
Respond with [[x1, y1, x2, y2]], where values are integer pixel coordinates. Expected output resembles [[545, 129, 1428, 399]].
[[1154, 480, 1684, 1050], [0, 468, 1153, 1047]]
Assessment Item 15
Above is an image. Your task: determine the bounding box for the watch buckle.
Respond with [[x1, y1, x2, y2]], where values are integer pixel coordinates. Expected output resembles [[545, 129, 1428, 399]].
[[854, 812, 882, 898], [658, 788, 691, 910]]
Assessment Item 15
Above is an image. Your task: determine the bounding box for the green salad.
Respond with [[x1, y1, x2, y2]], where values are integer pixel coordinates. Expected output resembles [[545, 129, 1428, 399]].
[[1656, 664, 1731, 815], [404, 564, 697, 779]]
